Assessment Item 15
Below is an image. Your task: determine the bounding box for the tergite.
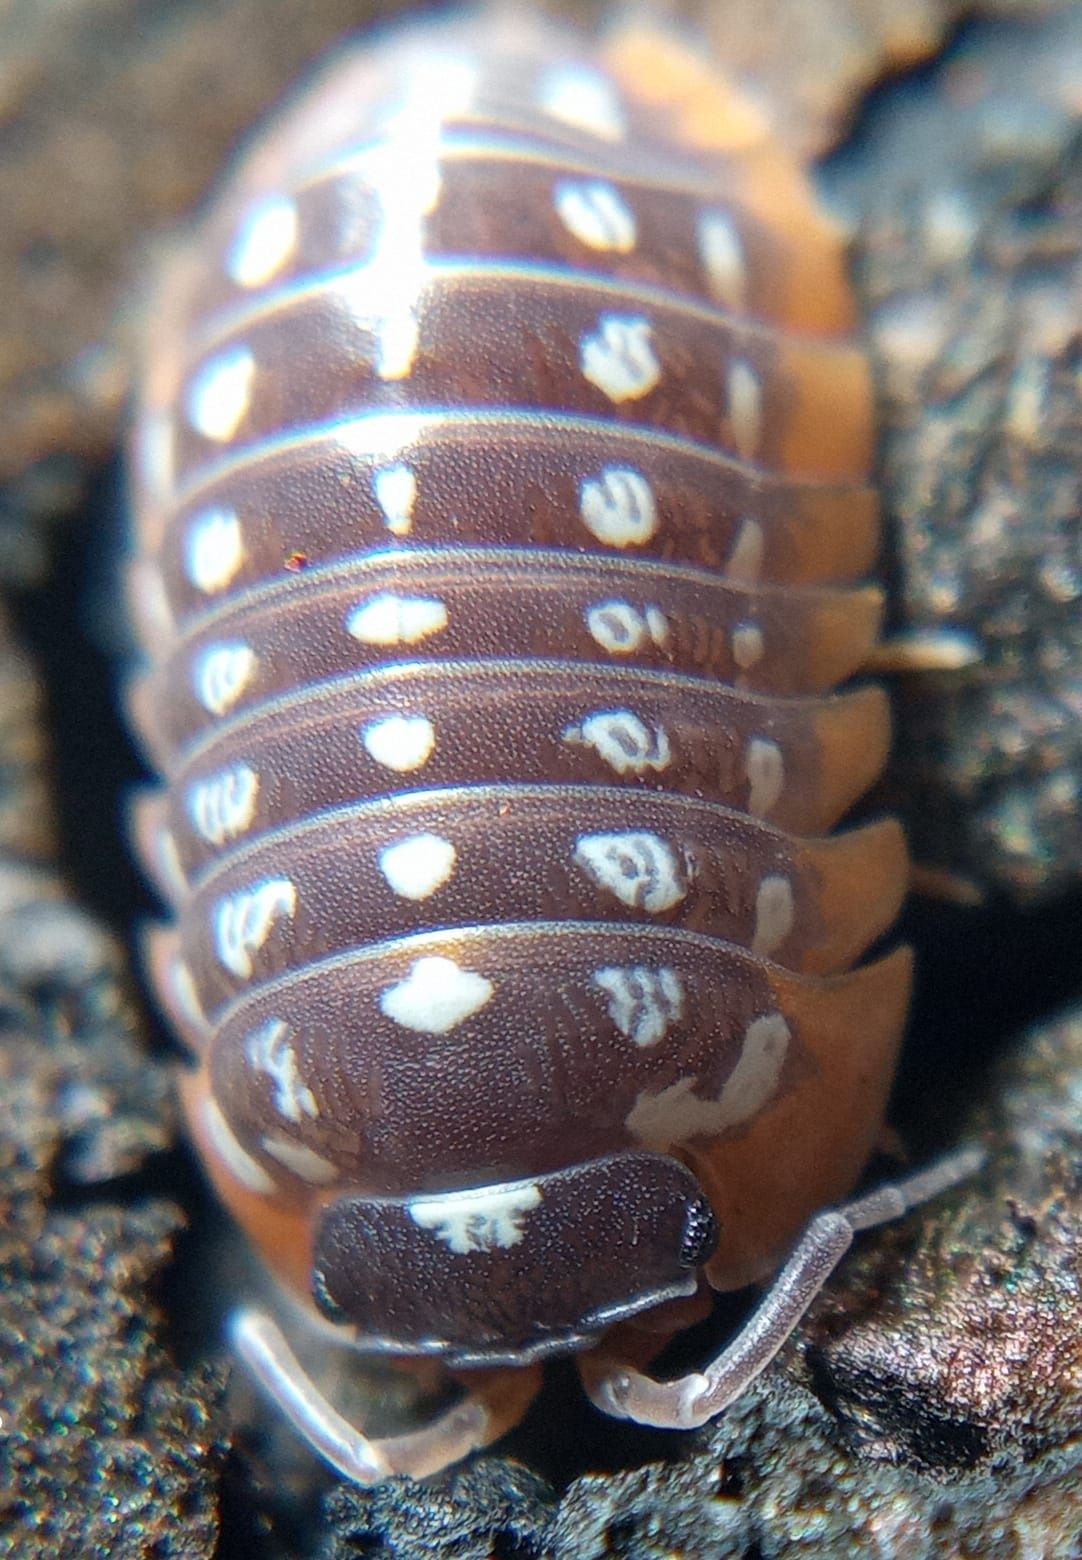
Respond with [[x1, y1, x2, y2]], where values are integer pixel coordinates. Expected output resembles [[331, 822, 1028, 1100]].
[[126, 10, 978, 1482]]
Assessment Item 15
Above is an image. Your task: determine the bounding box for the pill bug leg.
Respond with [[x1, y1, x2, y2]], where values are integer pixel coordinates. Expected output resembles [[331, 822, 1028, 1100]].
[[577, 1145, 984, 1431], [231, 1309, 543, 1483]]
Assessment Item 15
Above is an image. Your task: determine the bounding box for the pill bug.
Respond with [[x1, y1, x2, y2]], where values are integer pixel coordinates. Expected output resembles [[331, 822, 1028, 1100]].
[[126, 10, 978, 1482]]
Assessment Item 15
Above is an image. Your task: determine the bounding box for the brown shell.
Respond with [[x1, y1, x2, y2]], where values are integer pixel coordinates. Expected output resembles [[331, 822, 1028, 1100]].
[[128, 13, 910, 1360]]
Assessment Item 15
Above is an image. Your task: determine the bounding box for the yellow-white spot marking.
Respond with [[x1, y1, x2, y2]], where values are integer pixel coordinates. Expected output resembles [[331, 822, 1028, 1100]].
[[645, 606, 669, 644], [245, 1017, 318, 1123], [378, 832, 456, 900], [373, 462, 418, 535], [361, 713, 435, 772], [346, 592, 447, 646], [408, 1180, 542, 1254], [579, 466, 657, 547], [625, 1011, 790, 1149], [260, 1135, 337, 1185], [193, 642, 257, 716], [228, 194, 299, 288], [202, 1095, 274, 1195], [732, 621, 764, 671], [128, 559, 173, 646], [585, 600, 668, 654], [554, 179, 636, 252], [594, 964, 684, 1048], [185, 505, 245, 594], [136, 409, 174, 503], [563, 709, 671, 775], [581, 314, 660, 402], [538, 63, 625, 141], [727, 517, 764, 582], [188, 763, 259, 846], [214, 878, 296, 979], [186, 347, 255, 442], [168, 956, 205, 1033], [152, 826, 187, 904], [752, 875, 794, 958], [380, 954, 494, 1034], [728, 359, 762, 461], [698, 210, 746, 311], [574, 832, 686, 913], [746, 737, 784, 818]]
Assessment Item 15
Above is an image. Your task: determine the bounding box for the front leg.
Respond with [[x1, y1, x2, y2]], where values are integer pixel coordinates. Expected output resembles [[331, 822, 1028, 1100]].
[[579, 1145, 983, 1431], [232, 1308, 542, 1483]]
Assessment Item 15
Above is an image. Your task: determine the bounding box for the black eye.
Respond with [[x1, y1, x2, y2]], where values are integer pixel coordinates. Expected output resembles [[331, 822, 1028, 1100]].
[[679, 1193, 718, 1268]]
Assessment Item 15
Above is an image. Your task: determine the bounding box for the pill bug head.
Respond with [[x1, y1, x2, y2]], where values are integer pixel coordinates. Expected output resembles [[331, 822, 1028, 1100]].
[[308, 1152, 719, 1366]]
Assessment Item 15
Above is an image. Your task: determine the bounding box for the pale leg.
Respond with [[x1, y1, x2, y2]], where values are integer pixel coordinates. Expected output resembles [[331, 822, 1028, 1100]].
[[231, 1308, 542, 1483], [579, 1145, 983, 1431]]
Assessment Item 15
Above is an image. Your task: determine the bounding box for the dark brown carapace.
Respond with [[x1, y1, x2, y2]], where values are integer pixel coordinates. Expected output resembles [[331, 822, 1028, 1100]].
[[126, 11, 977, 1482]]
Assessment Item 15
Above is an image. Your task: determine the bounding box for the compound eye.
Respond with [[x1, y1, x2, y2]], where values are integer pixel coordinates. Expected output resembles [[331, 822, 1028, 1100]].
[[680, 1193, 719, 1268], [311, 1151, 718, 1366]]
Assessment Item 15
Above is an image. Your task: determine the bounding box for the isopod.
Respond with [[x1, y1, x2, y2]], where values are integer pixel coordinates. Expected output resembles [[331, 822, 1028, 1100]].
[[126, 10, 978, 1482]]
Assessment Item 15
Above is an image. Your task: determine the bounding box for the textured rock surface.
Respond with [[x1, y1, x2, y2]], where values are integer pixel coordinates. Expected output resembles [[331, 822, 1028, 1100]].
[[0, 612, 227, 1559], [825, 7, 1082, 902]]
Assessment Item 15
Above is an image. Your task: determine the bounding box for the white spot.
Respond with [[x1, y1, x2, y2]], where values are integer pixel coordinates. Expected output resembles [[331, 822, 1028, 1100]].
[[746, 737, 784, 817], [378, 833, 456, 900], [153, 827, 187, 904], [625, 1012, 790, 1148], [727, 518, 764, 582], [373, 462, 417, 535], [128, 560, 173, 646], [716, 1012, 792, 1126], [554, 179, 636, 252], [579, 466, 658, 547], [752, 875, 794, 958], [187, 763, 259, 846], [594, 965, 684, 1047], [581, 314, 660, 402], [563, 710, 671, 775], [645, 606, 669, 644], [732, 621, 764, 671], [260, 1135, 338, 1185], [136, 409, 174, 503], [245, 1018, 318, 1122], [376, 311, 421, 379], [380, 954, 494, 1034], [539, 63, 626, 141], [214, 878, 296, 979], [728, 360, 762, 461], [346, 592, 448, 646], [698, 210, 746, 311], [184, 506, 245, 594], [193, 642, 257, 716], [202, 1095, 275, 1194], [228, 194, 298, 288], [361, 713, 435, 772], [168, 956, 205, 1032], [585, 600, 668, 654], [408, 1181, 542, 1255], [186, 347, 255, 442], [574, 832, 686, 913]]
